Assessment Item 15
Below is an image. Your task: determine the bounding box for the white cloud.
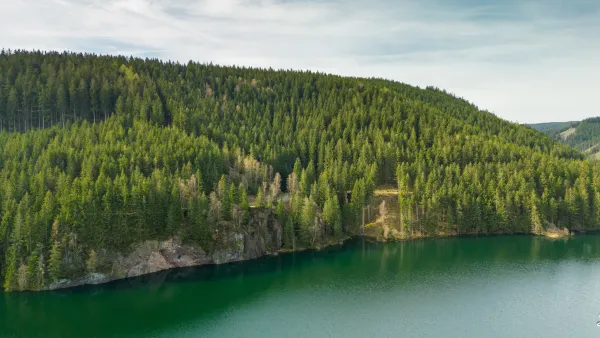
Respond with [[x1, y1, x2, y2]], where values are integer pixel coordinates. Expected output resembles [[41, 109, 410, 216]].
[[0, 0, 599, 123]]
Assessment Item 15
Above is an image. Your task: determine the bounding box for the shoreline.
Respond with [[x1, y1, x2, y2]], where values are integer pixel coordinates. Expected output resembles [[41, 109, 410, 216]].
[[23, 230, 599, 293]]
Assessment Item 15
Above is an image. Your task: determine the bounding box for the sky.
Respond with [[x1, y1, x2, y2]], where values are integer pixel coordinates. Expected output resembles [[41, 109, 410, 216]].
[[1, 0, 599, 123]]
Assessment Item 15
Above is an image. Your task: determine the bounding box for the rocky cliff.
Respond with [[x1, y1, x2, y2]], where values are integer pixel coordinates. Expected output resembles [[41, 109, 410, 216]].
[[44, 208, 299, 291]]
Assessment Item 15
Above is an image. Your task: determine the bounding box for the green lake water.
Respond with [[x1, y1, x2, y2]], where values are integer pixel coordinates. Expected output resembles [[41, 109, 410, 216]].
[[2, 235, 600, 338]]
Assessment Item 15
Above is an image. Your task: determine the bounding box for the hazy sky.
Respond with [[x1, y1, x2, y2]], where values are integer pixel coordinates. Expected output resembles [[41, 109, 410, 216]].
[[1, 0, 599, 123]]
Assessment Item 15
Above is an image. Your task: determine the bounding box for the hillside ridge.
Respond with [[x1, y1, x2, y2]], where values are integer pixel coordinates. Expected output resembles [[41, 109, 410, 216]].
[[0, 50, 598, 292]]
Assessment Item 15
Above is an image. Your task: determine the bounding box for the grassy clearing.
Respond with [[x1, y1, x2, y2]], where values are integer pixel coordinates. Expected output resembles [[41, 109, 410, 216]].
[[559, 127, 576, 140], [374, 186, 399, 197]]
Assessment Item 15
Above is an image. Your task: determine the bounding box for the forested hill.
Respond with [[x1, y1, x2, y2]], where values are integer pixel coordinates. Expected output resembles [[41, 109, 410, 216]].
[[1, 50, 598, 291], [530, 118, 600, 159]]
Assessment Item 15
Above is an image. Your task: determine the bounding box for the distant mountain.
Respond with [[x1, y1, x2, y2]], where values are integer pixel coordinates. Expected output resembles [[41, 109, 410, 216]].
[[529, 118, 600, 159]]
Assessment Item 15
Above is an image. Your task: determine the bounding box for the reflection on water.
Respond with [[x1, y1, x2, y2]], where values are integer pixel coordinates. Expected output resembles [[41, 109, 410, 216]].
[[2, 235, 600, 338]]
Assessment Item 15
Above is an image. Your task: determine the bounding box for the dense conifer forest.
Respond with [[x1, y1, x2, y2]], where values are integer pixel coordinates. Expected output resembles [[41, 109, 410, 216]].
[[1, 50, 599, 291]]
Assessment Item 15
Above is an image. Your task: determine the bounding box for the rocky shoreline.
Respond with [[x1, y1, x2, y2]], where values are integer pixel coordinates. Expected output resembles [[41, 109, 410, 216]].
[[39, 212, 579, 292], [43, 208, 289, 291], [44, 237, 212, 290]]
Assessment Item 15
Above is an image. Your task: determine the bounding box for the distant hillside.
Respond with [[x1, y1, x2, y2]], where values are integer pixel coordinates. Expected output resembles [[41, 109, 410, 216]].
[[528, 121, 576, 133], [530, 118, 600, 159]]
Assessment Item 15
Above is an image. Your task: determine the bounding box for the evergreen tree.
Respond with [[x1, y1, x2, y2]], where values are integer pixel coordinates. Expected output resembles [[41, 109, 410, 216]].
[[323, 195, 342, 236], [300, 198, 317, 246]]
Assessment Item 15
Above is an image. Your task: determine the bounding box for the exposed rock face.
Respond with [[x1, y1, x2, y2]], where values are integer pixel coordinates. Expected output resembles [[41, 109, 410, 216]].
[[46, 273, 112, 290], [267, 216, 283, 252], [44, 208, 286, 291], [159, 238, 211, 267], [125, 252, 170, 278], [115, 237, 212, 279], [244, 231, 266, 260], [212, 233, 245, 264]]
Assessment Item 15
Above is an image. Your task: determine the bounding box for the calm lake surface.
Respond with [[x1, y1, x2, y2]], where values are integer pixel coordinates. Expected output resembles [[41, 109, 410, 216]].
[[2, 235, 600, 338]]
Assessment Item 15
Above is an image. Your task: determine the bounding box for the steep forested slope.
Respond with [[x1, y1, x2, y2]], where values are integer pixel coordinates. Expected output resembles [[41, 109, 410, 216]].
[[0, 50, 599, 291]]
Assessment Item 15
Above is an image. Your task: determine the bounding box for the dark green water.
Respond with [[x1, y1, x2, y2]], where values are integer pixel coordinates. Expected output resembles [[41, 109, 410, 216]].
[[2, 235, 600, 338]]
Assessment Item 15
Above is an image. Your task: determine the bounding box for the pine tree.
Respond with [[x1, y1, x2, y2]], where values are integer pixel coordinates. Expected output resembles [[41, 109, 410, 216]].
[[26, 250, 40, 290], [2, 245, 17, 291], [351, 179, 367, 231], [48, 240, 62, 282], [167, 184, 183, 233], [300, 198, 317, 246], [323, 195, 342, 236], [255, 189, 265, 208], [239, 184, 250, 213]]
